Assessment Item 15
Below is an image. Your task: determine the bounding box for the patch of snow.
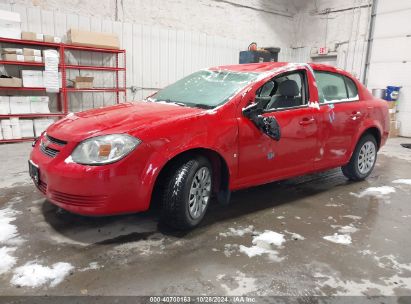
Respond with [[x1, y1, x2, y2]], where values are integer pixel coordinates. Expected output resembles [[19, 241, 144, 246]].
[[276, 216, 285, 219], [253, 231, 285, 247], [11, 262, 74, 288], [392, 179, 411, 185], [239, 245, 273, 258], [284, 230, 305, 240], [0, 207, 20, 244], [350, 186, 395, 199], [64, 156, 74, 164], [238, 230, 285, 262], [323, 234, 352, 245], [325, 203, 342, 207], [219, 225, 254, 238], [343, 215, 362, 220], [79, 262, 101, 272], [0, 247, 17, 275], [337, 225, 359, 234]]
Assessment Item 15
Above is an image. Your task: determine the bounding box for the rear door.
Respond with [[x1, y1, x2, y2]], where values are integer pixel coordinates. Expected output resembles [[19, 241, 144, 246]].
[[313, 71, 364, 169]]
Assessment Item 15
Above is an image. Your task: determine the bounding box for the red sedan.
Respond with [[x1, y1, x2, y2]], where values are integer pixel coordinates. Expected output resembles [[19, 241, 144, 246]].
[[29, 62, 389, 229]]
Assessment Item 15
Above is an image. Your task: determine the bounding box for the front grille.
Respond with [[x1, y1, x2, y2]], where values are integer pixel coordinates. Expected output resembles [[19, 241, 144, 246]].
[[39, 134, 67, 158], [40, 143, 60, 158], [47, 134, 67, 146], [49, 190, 108, 207]]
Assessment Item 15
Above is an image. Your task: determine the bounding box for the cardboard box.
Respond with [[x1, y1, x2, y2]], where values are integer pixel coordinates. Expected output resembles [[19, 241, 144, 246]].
[[10, 117, 21, 139], [0, 9, 21, 39], [19, 119, 34, 138], [0, 27, 21, 39], [2, 53, 24, 61], [1, 119, 13, 140], [0, 96, 10, 114], [2, 48, 23, 54], [24, 55, 42, 63], [23, 48, 42, 56], [34, 119, 54, 137], [29, 96, 50, 113], [0, 77, 22, 87], [67, 29, 119, 49], [10, 96, 30, 114], [21, 31, 43, 42], [389, 120, 400, 138], [386, 101, 396, 109], [43, 35, 61, 43], [73, 76, 94, 89], [21, 70, 44, 88]]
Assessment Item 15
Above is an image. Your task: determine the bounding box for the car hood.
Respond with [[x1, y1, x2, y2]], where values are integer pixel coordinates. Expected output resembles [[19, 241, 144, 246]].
[[47, 101, 204, 142]]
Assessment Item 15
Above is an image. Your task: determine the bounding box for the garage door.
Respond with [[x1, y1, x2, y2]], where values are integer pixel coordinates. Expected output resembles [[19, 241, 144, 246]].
[[367, 0, 411, 137]]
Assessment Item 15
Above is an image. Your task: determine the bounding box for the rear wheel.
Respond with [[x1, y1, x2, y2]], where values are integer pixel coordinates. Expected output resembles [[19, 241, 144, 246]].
[[160, 156, 212, 230], [342, 134, 377, 181]]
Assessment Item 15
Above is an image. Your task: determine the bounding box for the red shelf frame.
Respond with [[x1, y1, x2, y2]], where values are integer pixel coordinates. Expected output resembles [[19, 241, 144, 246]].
[[0, 37, 126, 144], [0, 113, 65, 118]]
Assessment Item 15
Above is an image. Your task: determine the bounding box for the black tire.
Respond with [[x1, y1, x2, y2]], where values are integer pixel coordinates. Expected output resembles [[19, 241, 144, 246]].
[[160, 156, 212, 230], [341, 134, 378, 181]]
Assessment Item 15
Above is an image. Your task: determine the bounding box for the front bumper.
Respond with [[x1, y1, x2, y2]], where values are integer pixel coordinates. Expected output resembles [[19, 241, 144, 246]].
[[29, 134, 155, 216]]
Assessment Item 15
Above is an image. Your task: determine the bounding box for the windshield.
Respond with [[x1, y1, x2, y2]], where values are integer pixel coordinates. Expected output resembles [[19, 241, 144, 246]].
[[149, 70, 259, 108]]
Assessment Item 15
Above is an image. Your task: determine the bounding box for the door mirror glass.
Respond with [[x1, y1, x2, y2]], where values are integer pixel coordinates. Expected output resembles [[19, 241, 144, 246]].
[[242, 102, 281, 141]]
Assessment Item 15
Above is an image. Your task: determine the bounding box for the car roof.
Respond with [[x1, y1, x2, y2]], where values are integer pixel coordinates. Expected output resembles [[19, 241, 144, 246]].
[[210, 62, 349, 75]]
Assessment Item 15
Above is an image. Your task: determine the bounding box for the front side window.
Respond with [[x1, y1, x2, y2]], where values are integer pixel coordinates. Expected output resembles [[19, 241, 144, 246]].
[[314, 71, 359, 103], [150, 70, 259, 109], [256, 71, 307, 110]]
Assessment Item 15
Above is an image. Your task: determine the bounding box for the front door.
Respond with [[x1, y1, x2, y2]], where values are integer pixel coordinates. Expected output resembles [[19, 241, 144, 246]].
[[236, 69, 319, 187]]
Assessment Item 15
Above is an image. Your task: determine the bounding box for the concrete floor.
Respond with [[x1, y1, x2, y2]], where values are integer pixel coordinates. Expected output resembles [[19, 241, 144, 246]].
[[0, 138, 411, 297]]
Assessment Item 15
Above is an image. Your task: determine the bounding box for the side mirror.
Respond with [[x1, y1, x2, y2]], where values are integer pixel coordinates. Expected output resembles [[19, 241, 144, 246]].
[[242, 102, 281, 141], [242, 102, 263, 118]]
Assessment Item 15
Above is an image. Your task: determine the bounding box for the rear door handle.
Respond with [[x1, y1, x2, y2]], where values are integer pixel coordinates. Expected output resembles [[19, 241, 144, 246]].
[[350, 111, 362, 120], [299, 117, 315, 126]]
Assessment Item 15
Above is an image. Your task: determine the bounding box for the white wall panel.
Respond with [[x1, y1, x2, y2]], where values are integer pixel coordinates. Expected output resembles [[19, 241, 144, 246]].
[[370, 37, 411, 63], [373, 10, 411, 39], [377, 0, 411, 14]]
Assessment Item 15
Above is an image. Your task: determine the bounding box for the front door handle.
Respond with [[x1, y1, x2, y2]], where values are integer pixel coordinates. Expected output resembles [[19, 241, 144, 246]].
[[299, 117, 315, 126], [350, 111, 362, 120]]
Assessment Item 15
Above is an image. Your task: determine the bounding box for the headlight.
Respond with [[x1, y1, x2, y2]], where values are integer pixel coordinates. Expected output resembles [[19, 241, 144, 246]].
[[71, 134, 141, 165]]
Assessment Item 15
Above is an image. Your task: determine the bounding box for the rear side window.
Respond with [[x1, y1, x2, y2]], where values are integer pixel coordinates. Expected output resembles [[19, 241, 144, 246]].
[[314, 71, 359, 103], [345, 76, 359, 99]]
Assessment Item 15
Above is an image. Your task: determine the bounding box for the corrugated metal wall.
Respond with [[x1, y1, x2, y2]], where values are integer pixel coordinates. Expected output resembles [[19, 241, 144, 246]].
[[0, 4, 299, 112]]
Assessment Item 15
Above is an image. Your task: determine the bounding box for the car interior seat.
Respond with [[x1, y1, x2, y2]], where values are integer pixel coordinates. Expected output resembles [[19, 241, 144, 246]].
[[322, 85, 339, 102], [267, 79, 300, 109]]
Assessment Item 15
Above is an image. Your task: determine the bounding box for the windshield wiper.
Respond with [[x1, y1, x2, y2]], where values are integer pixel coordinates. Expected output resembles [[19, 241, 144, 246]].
[[189, 103, 215, 109], [155, 99, 188, 107]]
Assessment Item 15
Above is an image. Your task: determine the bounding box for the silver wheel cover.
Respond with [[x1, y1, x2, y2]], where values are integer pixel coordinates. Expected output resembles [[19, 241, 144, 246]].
[[357, 141, 376, 174], [188, 167, 211, 219]]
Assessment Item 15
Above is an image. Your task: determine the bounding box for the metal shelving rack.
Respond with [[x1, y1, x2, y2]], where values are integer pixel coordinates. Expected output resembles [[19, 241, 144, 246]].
[[0, 37, 126, 143]]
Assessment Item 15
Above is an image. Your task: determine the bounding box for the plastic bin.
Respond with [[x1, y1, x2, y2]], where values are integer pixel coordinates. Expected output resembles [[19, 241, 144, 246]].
[[385, 86, 401, 101]]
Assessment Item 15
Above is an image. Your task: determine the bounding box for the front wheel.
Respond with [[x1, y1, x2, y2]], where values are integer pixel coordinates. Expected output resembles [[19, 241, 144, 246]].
[[341, 134, 378, 181], [160, 156, 212, 230]]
